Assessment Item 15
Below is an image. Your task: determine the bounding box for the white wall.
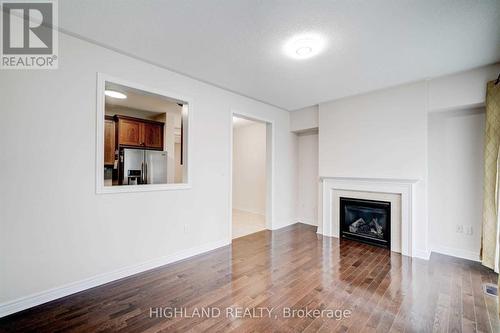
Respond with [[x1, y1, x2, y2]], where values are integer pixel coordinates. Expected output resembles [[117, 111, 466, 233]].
[[297, 132, 319, 226], [428, 108, 485, 261], [290, 105, 319, 133], [0, 32, 298, 313], [319, 82, 428, 178], [232, 122, 267, 215], [428, 64, 500, 112], [319, 82, 429, 256]]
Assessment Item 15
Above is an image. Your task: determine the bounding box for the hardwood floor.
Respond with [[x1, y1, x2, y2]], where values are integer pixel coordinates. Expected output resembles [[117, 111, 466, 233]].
[[0, 223, 498, 333]]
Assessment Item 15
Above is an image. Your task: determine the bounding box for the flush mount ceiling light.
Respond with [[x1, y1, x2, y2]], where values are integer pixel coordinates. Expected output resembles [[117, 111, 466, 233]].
[[283, 33, 326, 60], [105, 90, 127, 99]]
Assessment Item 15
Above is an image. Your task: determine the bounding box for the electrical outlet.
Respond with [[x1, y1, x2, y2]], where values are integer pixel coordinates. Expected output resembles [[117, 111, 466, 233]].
[[466, 226, 473, 235], [456, 225, 464, 233]]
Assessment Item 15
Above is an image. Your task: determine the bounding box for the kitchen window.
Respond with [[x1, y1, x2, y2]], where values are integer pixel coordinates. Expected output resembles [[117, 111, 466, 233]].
[[96, 74, 191, 193]]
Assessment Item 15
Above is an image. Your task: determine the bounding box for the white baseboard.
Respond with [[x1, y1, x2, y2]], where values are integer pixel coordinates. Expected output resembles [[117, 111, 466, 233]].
[[0, 238, 230, 318], [431, 245, 480, 262], [413, 248, 431, 260], [296, 218, 317, 227], [268, 220, 297, 230]]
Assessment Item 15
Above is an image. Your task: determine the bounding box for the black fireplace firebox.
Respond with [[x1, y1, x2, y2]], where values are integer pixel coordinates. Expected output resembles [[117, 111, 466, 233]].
[[340, 197, 391, 249]]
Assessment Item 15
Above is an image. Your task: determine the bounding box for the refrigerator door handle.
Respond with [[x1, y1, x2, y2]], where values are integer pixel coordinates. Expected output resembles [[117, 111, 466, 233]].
[[145, 162, 148, 184], [141, 162, 144, 184]]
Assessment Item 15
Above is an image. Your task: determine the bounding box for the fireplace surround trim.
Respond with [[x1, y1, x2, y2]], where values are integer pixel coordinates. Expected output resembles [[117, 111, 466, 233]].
[[320, 177, 419, 258]]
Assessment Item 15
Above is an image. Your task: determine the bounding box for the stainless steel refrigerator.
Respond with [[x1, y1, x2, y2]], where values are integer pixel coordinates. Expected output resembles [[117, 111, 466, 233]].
[[122, 148, 168, 185]]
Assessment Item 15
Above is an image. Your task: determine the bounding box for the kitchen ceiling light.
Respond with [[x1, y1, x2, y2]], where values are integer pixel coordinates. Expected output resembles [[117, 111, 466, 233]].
[[284, 33, 325, 60], [105, 90, 127, 99]]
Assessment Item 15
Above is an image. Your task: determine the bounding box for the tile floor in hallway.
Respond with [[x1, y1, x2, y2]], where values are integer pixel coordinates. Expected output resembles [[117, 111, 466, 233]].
[[232, 209, 266, 239]]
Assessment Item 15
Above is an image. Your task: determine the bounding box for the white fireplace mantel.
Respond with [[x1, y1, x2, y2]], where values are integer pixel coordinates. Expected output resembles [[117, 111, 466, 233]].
[[320, 176, 420, 258]]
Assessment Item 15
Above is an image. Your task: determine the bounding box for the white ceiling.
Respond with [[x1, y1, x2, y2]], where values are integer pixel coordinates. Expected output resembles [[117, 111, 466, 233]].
[[59, 1, 500, 110], [105, 82, 182, 114]]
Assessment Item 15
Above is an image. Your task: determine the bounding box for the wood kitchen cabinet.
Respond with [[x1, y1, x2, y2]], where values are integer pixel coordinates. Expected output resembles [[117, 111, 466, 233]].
[[117, 117, 142, 146], [144, 122, 163, 149], [115, 115, 164, 150], [104, 116, 116, 165]]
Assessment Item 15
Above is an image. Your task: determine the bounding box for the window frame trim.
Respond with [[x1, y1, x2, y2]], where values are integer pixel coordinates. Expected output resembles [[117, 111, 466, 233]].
[[96, 72, 193, 194]]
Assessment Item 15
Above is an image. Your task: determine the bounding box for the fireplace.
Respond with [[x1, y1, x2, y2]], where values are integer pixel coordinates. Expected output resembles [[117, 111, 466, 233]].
[[340, 197, 391, 249]]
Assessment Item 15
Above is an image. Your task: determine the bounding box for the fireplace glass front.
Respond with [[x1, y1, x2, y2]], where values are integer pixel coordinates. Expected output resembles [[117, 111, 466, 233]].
[[340, 197, 391, 249]]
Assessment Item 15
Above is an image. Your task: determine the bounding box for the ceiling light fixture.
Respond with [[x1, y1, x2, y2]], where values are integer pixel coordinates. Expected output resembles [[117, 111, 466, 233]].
[[284, 33, 326, 60], [105, 90, 127, 99]]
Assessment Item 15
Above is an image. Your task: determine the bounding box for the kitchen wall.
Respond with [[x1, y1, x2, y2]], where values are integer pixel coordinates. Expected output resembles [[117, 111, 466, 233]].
[[105, 106, 161, 121], [153, 110, 182, 183], [175, 143, 183, 183], [0, 32, 297, 314], [428, 108, 485, 261], [232, 122, 267, 215], [297, 132, 319, 226]]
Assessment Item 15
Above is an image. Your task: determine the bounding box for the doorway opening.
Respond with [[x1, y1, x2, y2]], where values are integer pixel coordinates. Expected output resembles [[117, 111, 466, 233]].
[[231, 114, 272, 239]]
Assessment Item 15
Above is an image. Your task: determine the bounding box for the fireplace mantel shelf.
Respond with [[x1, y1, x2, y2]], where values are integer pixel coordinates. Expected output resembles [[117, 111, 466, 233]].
[[319, 176, 421, 184]]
